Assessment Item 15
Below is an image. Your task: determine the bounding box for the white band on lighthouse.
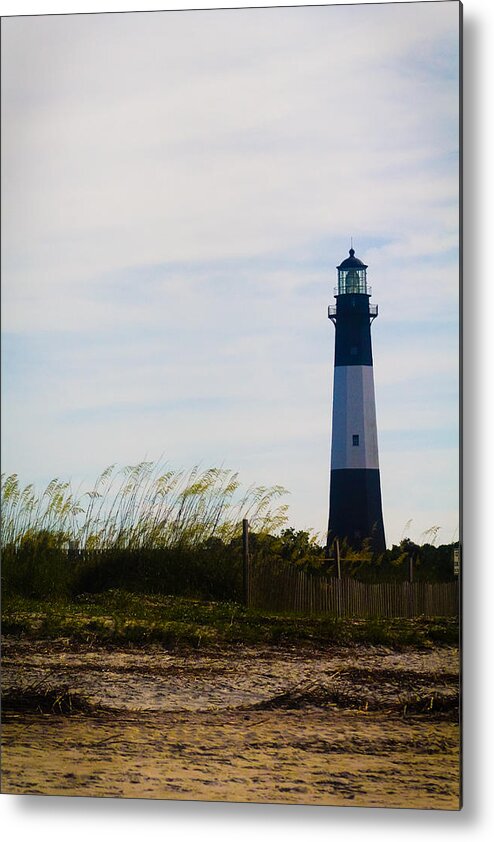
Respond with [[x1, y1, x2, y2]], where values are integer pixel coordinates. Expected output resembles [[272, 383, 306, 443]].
[[330, 365, 380, 470]]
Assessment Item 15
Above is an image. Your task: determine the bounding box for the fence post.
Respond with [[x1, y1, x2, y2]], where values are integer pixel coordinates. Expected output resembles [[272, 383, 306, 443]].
[[409, 553, 414, 583], [242, 518, 250, 608], [333, 539, 342, 617], [334, 539, 341, 580], [68, 540, 79, 564]]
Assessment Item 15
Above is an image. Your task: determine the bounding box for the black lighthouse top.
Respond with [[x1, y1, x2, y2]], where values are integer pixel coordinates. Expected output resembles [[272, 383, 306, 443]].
[[336, 248, 369, 295]]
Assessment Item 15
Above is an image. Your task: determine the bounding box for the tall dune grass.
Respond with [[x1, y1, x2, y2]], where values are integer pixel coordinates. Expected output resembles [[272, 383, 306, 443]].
[[1, 463, 289, 601], [1, 462, 289, 551]]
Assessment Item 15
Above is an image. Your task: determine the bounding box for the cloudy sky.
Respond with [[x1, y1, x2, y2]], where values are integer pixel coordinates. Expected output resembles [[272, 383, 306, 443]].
[[1, 1, 460, 547]]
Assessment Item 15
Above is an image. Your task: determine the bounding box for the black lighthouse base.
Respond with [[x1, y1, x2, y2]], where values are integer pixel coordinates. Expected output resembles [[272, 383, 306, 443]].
[[328, 468, 386, 553]]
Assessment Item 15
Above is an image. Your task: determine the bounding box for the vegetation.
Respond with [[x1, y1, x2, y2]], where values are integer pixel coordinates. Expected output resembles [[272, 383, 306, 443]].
[[1, 591, 458, 648], [1, 463, 289, 551], [1, 464, 459, 614], [323, 537, 459, 584], [1, 463, 288, 601]]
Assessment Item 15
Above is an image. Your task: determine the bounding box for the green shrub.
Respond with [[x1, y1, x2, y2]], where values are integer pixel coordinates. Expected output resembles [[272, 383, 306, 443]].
[[2, 529, 70, 599]]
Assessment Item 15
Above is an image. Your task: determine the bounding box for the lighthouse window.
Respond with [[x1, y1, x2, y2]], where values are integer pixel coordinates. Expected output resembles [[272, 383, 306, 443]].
[[352, 435, 360, 447]]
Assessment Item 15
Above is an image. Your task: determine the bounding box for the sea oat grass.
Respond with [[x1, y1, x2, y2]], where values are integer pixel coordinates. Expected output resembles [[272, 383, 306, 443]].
[[1, 462, 289, 601], [1, 463, 289, 551]]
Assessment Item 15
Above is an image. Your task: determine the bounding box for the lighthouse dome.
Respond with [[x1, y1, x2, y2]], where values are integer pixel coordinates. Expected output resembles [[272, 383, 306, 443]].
[[336, 248, 369, 295], [337, 248, 368, 271]]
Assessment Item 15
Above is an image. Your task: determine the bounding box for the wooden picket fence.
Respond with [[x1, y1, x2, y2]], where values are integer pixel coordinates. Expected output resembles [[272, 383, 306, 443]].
[[248, 559, 459, 618]]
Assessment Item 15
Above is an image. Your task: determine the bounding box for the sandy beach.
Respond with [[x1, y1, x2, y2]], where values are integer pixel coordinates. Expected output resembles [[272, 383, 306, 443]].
[[1, 639, 460, 808]]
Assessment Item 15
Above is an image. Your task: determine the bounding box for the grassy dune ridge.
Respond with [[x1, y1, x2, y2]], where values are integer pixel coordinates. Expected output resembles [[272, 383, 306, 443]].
[[2, 591, 459, 648]]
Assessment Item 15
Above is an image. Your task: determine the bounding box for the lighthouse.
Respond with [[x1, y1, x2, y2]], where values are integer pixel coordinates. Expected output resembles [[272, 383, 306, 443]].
[[327, 247, 386, 553]]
